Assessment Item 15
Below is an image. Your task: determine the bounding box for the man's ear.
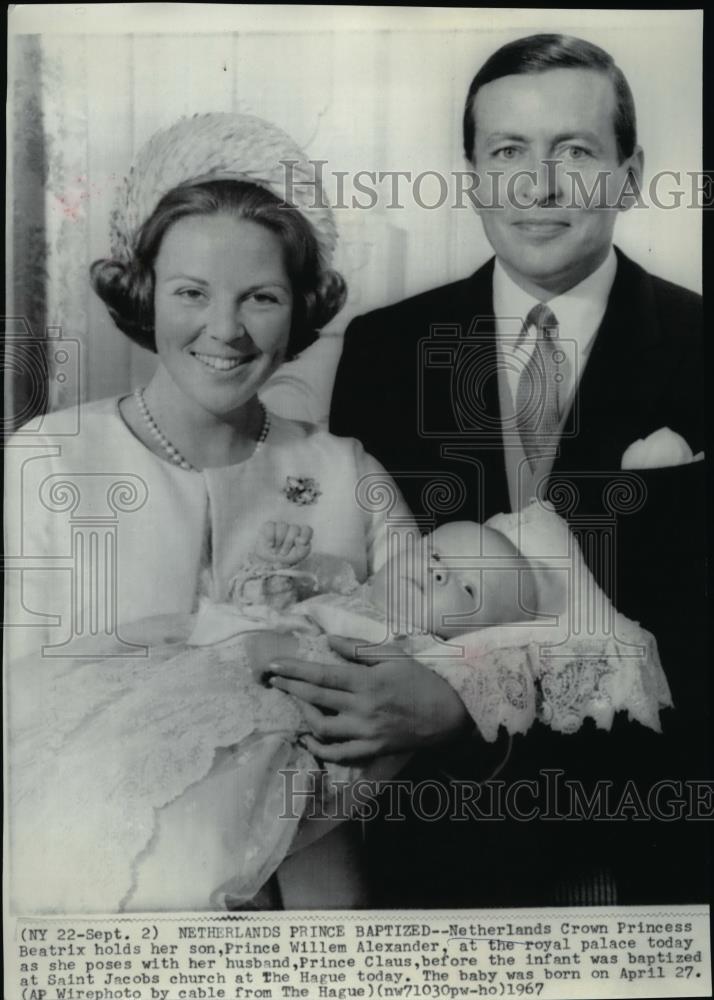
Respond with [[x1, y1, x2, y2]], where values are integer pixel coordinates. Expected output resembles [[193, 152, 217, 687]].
[[617, 145, 645, 212], [463, 156, 485, 215]]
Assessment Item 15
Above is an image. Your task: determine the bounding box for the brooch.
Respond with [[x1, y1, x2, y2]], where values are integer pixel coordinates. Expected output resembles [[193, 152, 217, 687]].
[[283, 475, 322, 506]]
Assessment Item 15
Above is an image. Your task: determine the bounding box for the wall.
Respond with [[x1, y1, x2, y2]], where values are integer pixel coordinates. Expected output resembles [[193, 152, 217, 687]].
[[7, 8, 702, 425]]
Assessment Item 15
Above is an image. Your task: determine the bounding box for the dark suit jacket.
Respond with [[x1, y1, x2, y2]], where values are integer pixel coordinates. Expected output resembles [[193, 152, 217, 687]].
[[330, 248, 707, 906]]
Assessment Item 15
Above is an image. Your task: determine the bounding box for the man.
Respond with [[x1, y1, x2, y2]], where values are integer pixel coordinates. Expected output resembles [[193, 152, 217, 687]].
[[273, 34, 706, 906]]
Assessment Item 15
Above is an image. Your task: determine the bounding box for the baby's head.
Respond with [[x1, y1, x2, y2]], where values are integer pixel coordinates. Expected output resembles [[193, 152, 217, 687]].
[[371, 521, 538, 638]]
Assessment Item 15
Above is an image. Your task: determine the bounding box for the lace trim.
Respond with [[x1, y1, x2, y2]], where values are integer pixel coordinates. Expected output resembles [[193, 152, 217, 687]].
[[417, 619, 672, 743]]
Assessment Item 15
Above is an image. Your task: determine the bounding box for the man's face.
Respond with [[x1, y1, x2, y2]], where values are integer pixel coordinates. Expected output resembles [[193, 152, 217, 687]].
[[469, 67, 642, 296]]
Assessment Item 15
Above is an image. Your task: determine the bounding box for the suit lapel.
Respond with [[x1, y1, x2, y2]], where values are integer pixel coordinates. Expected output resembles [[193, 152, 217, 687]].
[[460, 257, 502, 435], [445, 259, 511, 517], [553, 248, 665, 476]]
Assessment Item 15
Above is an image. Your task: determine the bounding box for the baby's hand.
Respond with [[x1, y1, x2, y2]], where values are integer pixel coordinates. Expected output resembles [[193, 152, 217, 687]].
[[255, 521, 313, 566]]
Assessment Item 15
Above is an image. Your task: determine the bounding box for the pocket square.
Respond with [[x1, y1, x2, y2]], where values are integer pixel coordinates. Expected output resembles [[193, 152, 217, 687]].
[[621, 427, 704, 470]]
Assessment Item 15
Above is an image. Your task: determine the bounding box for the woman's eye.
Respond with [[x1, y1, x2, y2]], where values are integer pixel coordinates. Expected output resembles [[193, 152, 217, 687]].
[[250, 292, 279, 305], [176, 288, 205, 301]]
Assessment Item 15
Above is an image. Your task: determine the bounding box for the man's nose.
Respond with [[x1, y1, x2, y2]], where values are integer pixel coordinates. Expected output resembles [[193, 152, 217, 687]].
[[529, 156, 563, 206], [508, 153, 563, 209]]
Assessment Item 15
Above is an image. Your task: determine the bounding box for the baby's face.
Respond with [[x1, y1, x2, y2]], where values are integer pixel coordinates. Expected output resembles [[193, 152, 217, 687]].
[[425, 524, 484, 635], [372, 521, 535, 637]]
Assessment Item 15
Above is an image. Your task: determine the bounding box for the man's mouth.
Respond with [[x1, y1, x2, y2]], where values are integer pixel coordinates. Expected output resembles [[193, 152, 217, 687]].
[[512, 220, 570, 236], [191, 351, 257, 372]]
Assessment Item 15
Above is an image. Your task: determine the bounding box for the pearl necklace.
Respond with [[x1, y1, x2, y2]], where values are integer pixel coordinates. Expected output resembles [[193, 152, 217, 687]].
[[134, 387, 270, 472]]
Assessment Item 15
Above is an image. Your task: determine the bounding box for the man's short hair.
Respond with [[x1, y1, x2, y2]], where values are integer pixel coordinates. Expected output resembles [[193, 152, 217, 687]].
[[463, 33, 637, 164]]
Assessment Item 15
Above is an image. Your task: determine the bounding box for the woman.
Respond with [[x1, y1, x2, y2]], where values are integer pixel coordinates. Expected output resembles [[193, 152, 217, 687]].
[[8, 114, 414, 652], [6, 113, 426, 912]]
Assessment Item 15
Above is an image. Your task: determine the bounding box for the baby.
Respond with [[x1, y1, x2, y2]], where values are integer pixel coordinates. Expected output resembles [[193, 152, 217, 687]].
[[13, 508, 671, 914], [190, 518, 540, 661], [192, 509, 673, 746]]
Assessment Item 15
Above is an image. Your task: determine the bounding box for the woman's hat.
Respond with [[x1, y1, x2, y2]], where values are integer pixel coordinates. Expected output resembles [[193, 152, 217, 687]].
[[109, 112, 338, 267]]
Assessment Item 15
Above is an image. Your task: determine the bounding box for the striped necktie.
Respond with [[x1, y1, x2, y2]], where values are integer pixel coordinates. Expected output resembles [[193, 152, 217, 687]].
[[515, 303, 565, 470]]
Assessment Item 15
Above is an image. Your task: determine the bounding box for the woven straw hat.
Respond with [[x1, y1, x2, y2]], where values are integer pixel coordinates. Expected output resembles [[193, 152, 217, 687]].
[[109, 112, 338, 267]]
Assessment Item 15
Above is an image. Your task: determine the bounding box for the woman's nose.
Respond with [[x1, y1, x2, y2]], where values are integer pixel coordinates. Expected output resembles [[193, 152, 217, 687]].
[[206, 303, 249, 343]]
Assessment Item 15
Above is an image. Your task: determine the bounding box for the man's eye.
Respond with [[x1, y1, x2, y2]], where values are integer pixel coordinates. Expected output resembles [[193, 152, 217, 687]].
[[494, 146, 519, 160], [563, 145, 590, 160]]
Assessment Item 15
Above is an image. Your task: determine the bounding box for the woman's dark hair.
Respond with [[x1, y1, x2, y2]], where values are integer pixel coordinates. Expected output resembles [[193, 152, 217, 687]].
[[463, 34, 637, 164], [91, 179, 346, 359]]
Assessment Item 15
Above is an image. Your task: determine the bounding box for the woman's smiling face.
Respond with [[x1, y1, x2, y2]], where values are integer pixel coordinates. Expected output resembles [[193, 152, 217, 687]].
[[152, 212, 293, 417]]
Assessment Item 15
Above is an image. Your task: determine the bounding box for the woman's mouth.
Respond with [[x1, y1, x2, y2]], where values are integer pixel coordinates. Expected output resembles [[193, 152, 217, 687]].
[[192, 351, 257, 372]]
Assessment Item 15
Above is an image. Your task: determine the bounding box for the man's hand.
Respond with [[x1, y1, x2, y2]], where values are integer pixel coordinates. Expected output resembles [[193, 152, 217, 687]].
[[268, 635, 472, 762]]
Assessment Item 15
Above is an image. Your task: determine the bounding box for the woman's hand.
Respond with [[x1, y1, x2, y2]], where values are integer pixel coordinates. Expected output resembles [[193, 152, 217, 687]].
[[268, 635, 472, 763]]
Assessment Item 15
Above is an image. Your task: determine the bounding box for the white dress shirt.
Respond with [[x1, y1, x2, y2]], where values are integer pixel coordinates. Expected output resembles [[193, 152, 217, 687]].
[[494, 247, 617, 412], [493, 248, 618, 511]]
